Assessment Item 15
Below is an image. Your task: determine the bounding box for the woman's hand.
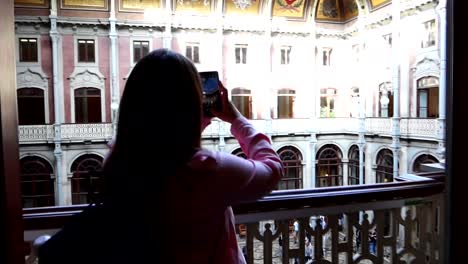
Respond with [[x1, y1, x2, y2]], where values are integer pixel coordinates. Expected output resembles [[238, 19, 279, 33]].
[[212, 81, 242, 123]]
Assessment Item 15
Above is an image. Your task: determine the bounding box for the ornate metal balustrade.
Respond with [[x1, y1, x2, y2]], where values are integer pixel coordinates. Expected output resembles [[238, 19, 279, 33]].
[[23, 173, 444, 264]]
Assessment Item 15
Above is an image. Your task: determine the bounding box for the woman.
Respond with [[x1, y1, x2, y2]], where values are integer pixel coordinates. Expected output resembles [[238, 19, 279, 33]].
[[39, 49, 283, 264]]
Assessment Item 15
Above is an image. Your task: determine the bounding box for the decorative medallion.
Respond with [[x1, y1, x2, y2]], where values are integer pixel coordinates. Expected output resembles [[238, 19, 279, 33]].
[[232, 0, 254, 10]]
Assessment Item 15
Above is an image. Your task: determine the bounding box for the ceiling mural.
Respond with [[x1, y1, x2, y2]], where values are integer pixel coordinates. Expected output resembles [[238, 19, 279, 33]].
[[369, 0, 390, 10], [225, 0, 261, 16], [315, 0, 342, 21], [315, 0, 358, 22], [61, 0, 107, 9], [272, 0, 308, 19], [120, 0, 161, 11], [342, 0, 358, 20], [176, 0, 213, 13], [14, 0, 47, 7]]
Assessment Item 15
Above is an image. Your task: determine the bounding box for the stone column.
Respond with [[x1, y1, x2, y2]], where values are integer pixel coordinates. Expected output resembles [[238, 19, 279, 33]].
[[391, 0, 401, 180], [342, 159, 349, 186], [49, 2, 65, 205], [109, 0, 119, 137], [163, 0, 172, 49]]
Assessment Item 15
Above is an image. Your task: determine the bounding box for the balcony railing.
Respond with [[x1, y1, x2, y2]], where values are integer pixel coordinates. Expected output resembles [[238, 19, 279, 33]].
[[365, 118, 438, 139], [23, 173, 444, 263], [18, 118, 439, 144]]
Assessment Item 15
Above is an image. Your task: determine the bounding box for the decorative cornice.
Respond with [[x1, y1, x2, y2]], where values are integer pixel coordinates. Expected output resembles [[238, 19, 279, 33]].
[[69, 69, 105, 89], [17, 68, 49, 89]]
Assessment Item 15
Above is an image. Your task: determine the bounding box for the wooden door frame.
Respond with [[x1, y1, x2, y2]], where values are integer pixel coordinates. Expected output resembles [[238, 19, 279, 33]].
[[0, 0, 23, 263]]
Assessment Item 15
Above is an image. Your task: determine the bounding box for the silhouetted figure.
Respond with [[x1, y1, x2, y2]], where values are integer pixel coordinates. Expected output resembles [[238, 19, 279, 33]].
[[38, 49, 283, 264]]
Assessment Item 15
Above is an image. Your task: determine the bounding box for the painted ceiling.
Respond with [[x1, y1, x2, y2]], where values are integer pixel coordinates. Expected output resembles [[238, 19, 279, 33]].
[[14, 0, 393, 22]]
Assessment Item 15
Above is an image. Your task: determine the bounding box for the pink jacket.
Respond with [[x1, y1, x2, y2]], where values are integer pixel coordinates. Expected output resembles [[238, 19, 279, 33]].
[[165, 116, 283, 263]]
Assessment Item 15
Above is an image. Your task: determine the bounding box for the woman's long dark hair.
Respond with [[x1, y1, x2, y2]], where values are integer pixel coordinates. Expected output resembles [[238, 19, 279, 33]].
[[101, 49, 203, 207]]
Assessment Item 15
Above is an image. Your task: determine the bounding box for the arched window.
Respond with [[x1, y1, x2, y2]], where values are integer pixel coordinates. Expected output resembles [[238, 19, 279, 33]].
[[277, 88, 295, 119], [316, 144, 343, 187], [348, 145, 364, 185], [71, 154, 103, 204], [413, 154, 439, 173], [277, 146, 302, 190], [232, 88, 252, 119], [232, 148, 247, 159], [376, 149, 394, 183], [417, 77, 439, 118], [320, 88, 336, 117], [20, 156, 54, 208], [17, 88, 45, 125], [75, 87, 102, 123], [379, 82, 393, 117]]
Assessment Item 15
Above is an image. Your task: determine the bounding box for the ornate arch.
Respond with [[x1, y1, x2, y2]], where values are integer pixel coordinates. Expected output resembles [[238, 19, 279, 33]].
[[16, 68, 50, 124], [70, 153, 104, 205], [69, 69, 106, 123], [316, 143, 343, 187], [277, 145, 303, 190], [410, 152, 439, 173], [20, 155, 55, 208]]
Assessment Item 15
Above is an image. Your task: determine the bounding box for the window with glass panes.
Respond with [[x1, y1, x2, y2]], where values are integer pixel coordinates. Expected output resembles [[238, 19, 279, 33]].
[[133, 41, 149, 63], [379, 82, 393, 117], [413, 154, 439, 173], [316, 144, 343, 187], [277, 88, 295, 119], [17, 88, 45, 125], [417, 76, 439, 118], [422, 19, 436, 48], [322, 47, 332, 66], [320, 88, 336, 117], [20, 156, 55, 208], [231, 88, 252, 119], [74, 88, 101, 123], [235, 44, 247, 64], [348, 145, 364, 185], [376, 149, 394, 183], [280, 45, 291, 65], [186, 43, 200, 63], [277, 147, 302, 190], [19, 38, 38, 62], [71, 154, 103, 205], [78, 39, 95, 62]]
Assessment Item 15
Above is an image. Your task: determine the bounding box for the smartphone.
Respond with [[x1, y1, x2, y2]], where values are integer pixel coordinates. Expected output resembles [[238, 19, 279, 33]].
[[199, 71, 221, 116]]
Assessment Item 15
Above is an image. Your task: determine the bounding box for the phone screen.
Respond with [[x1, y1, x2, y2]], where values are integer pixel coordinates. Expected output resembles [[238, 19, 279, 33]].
[[199, 71, 220, 116], [200, 72, 219, 94]]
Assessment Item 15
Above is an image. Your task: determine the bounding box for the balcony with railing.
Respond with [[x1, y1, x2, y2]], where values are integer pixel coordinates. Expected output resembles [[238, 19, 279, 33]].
[[23, 172, 444, 263], [18, 118, 439, 144]]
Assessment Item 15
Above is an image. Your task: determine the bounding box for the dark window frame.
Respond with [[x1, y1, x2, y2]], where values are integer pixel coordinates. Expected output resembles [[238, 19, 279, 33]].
[[277, 147, 303, 190], [70, 154, 104, 205], [133, 40, 150, 63], [316, 144, 343, 187], [16, 88, 45, 125], [77, 39, 95, 63], [20, 156, 55, 208], [185, 42, 200, 64], [19, 38, 38, 62]]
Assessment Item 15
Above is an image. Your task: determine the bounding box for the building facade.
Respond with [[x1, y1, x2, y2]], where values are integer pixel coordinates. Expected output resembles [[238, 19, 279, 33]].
[[14, 0, 446, 207]]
